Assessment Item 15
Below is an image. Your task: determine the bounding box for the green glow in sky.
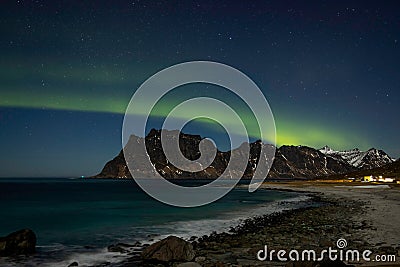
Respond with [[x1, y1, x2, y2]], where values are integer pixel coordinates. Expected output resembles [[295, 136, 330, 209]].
[[0, 89, 370, 150]]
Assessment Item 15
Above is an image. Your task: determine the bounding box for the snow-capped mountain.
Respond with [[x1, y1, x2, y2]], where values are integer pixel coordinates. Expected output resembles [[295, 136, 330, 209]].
[[319, 145, 395, 169]]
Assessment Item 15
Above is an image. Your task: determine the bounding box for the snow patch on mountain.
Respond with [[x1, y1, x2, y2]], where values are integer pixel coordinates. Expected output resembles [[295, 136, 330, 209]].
[[319, 146, 394, 169]]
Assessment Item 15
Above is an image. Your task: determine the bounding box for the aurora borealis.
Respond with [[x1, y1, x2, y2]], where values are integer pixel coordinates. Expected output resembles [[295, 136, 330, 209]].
[[0, 1, 399, 177]]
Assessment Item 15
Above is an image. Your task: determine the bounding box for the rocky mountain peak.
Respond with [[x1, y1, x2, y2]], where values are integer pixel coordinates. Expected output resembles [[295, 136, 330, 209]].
[[94, 130, 394, 179], [319, 146, 394, 169], [320, 145, 334, 154]]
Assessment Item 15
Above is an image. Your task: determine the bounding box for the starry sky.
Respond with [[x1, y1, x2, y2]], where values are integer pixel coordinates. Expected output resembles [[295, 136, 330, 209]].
[[0, 0, 399, 177]]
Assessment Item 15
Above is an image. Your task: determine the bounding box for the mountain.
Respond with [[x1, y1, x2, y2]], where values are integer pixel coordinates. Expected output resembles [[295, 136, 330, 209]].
[[94, 129, 393, 179], [319, 145, 395, 169], [268, 145, 355, 178], [95, 129, 268, 179]]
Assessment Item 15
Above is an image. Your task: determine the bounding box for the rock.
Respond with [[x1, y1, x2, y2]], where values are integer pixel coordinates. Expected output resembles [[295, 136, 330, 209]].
[[210, 252, 234, 263], [118, 242, 136, 247], [0, 229, 36, 256], [141, 236, 195, 262], [68, 262, 79, 267], [195, 256, 206, 262], [176, 262, 202, 267], [236, 258, 266, 266], [108, 245, 128, 253], [107, 243, 135, 253]]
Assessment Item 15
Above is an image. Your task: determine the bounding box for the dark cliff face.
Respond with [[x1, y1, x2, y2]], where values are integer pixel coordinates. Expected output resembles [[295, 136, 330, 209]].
[[95, 129, 228, 179], [98, 150, 130, 178], [267, 146, 356, 178], [94, 129, 388, 179]]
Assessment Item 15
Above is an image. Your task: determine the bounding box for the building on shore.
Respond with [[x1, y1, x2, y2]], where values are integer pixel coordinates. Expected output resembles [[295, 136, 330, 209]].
[[362, 175, 395, 183]]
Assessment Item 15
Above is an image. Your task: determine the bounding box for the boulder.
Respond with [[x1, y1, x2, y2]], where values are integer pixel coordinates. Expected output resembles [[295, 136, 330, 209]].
[[195, 256, 206, 262], [107, 243, 135, 253], [141, 236, 195, 262], [0, 229, 36, 256], [108, 244, 128, 253]]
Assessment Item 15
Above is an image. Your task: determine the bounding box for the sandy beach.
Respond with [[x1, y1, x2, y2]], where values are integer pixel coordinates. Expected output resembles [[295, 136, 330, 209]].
[[188, 181, 400, 267], [261, 181, 400, 250]]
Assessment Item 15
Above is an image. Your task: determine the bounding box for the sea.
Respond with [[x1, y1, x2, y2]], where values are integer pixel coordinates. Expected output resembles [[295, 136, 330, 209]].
[[0, 178, 311, 266]]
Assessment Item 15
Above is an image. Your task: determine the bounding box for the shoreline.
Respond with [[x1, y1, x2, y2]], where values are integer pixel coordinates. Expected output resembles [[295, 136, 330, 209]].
[[114, 189, 316, 267], [129, 181, 399, 267]]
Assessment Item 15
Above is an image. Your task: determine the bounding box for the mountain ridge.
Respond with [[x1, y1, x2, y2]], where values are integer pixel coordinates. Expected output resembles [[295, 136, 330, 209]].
[[318, 145, 395, 169], [94, 129, 395, 179]]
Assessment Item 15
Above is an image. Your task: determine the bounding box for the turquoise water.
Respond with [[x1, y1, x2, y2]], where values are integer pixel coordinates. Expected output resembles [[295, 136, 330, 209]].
[[0, 178, 307, 266]]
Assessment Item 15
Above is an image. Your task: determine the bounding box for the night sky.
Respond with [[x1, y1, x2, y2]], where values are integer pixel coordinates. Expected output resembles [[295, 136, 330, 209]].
[[0, 0, 399, 177]]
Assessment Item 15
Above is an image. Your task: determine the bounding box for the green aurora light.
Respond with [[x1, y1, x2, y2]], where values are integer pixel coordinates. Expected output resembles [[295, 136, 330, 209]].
[[0, 89, 370, 150]]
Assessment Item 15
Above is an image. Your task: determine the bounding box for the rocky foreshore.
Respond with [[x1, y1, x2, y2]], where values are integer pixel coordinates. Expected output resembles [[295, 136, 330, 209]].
[[188, 196, 370, 267], [114, 183, 399, 267], [62, 181, 396, 267]]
